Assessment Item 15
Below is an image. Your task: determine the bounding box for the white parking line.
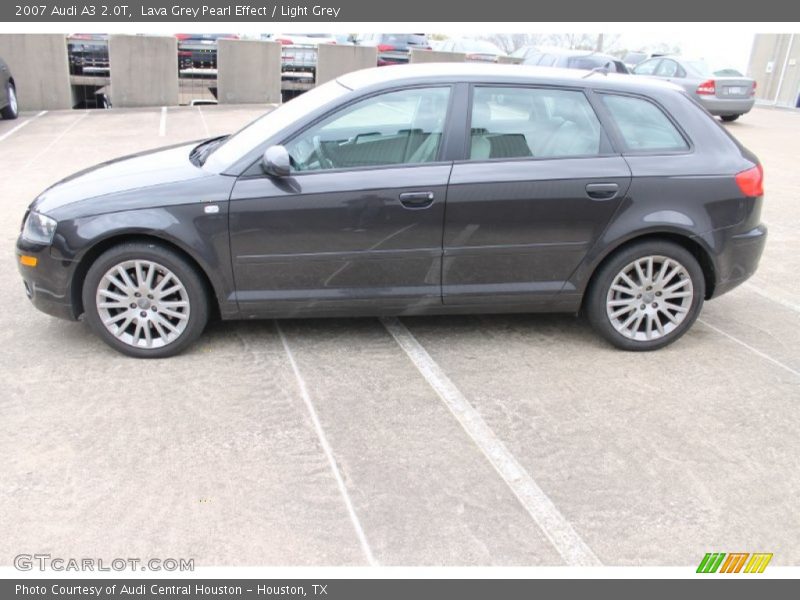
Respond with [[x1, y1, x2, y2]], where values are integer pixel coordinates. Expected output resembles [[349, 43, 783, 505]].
[[743, 282, 800, 314], [381, 317, 601, 567], [697, 318, 800, 378], [0, 110, 47, 143], [196, 105, 210, 137], [275, 321, 378, 567], [159, 106, 167, 137], [21, 111, 89, 171]]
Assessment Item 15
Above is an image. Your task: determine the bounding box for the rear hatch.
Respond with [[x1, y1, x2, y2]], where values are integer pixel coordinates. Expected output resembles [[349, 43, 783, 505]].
[[378, 34, 430, 62]]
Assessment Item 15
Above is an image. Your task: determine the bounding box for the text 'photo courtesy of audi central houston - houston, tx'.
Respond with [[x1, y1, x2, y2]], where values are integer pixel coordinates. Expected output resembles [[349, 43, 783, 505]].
[[16, 64, 766, 358]]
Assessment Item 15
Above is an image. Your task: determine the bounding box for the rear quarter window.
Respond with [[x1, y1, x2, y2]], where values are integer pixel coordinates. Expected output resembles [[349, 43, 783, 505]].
[[601, 94, 689, 152]]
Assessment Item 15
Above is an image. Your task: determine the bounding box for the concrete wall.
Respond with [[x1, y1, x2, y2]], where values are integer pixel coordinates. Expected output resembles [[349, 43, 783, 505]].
[[0, 34, 72, 110], [316, 44, 377, 85], [410, 49, 466, 64], [217, 39, 281, 104], [109, 34, 178, 108], [747, 34, 800, 107]]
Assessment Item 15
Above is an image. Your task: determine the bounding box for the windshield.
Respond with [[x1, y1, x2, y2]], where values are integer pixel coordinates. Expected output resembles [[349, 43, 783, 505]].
[[203, 80, 351, 172], [623, 52, 647, 64], [462, 39, 502, 54]]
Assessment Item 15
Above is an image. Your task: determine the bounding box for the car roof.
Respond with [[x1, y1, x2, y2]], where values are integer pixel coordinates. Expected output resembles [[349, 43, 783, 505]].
[[337, 63, 683, 94]]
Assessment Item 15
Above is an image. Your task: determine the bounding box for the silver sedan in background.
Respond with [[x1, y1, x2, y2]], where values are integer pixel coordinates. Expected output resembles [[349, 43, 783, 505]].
[[632, 56, 756, 121]]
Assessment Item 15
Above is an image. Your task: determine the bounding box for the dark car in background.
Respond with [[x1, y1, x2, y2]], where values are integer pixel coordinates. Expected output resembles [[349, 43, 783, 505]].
[[176, 33, 238, 71], [1, 56, 18, 119], [522, 48, 630, 73], [67, 34, 109, 76], [16, 64, 766, 357], [632, 56, 756, 121], [356, 33, 431, 65]]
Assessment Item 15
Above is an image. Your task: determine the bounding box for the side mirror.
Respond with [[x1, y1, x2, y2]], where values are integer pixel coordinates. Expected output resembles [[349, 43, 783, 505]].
[[261, 145, 291, 177]]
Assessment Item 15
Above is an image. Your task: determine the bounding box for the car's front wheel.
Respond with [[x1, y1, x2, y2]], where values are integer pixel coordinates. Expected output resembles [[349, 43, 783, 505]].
[[82, 242, 209, 358], [1, 83, 19, 120], [586, 241, 705, 351]]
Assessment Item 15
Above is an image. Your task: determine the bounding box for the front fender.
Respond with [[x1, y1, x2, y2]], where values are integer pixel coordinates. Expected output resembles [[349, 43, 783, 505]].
[[52, 203, 237, 319]]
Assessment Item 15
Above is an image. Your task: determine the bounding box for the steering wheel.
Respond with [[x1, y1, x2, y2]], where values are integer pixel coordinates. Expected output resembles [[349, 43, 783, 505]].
[[312, 135, 334, 170]]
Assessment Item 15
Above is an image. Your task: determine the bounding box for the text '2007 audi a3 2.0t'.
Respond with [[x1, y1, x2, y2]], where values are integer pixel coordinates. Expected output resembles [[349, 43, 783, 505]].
[[16, 64, 767, 358]]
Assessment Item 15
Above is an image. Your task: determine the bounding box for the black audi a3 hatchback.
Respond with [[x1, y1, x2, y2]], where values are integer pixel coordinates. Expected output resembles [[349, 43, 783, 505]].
[[16, 64, 767, 357]]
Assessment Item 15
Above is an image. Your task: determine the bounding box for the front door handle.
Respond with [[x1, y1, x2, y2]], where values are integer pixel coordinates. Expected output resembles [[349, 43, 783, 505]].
[[585, 182, 619, 200], [399, 191, 435, 209]]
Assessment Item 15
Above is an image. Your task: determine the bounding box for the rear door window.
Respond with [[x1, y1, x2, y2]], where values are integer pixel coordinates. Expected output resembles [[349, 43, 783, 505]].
[[655, 59, 681, 77], [601, 94, 689, 152], [468, 86, 605, 160], [633, 58, 661, 75]]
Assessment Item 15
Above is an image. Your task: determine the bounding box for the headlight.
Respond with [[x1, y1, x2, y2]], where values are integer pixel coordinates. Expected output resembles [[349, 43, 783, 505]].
[[21, 211, 57, 245]]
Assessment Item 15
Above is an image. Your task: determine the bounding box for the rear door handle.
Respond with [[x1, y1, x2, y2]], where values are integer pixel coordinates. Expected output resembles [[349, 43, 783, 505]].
[[399, 191, 435, 209], [585, 182, 619, 200]]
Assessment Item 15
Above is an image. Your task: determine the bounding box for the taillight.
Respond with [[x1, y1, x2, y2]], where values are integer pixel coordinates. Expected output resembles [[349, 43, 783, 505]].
[[377, 44, 396, 52], [275, 38, 293, 45], [696, 79, 716, 95], [750, 81, 757, 96], [735, 164, 764, 197]]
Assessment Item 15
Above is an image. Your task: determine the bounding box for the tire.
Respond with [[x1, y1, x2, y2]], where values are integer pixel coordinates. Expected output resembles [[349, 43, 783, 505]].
[[82, 242, 209, 358], [586, 240, 705, 351], [720, 114, 740, 122], [1, 83, 19, 120]]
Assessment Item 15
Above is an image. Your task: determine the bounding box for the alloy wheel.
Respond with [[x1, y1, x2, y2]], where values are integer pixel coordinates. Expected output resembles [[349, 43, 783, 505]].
[[605, 255, 694, 342], [95, 260, 191, 349]]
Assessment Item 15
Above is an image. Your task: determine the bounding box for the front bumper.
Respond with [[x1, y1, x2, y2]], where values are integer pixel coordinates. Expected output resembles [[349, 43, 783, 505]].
[[16, 237, 80, 321], [706, 223, 768, 298]]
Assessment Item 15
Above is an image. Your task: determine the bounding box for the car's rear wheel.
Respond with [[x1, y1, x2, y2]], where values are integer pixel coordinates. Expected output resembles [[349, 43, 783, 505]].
[[1, 83, 19, 120], [586, 241, 705, 351], [720, 114, 740, 122], [82, 242, 209, 358]]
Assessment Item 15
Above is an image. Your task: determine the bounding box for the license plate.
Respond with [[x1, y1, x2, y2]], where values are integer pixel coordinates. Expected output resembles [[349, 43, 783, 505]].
[[727, 86, 747, 95]]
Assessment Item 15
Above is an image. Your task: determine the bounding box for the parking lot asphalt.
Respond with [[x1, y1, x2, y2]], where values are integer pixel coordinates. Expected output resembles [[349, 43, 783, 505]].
[[1, 104, 798, 567]]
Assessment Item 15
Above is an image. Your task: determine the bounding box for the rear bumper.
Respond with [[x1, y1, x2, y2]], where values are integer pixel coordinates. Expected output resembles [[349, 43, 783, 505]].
[[697, 96, 755, 116], [377, 53, 410, 66], [16, 238, 80, 321], [706, 224, 767, 298]]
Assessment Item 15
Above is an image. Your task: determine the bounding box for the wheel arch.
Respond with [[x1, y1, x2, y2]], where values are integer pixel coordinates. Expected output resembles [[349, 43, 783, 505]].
[[580, 231, 716, 312], [70, 233, 222, 319]]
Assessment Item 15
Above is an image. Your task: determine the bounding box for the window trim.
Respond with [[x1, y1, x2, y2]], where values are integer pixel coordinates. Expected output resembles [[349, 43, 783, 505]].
[[594, 90, 694, 156], [458, 83, 617, 165], [241, 83, 457, 178]]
